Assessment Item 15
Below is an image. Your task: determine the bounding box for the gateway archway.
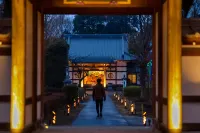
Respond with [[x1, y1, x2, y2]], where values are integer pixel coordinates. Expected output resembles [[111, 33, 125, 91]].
[[1, 0, 199, 133]]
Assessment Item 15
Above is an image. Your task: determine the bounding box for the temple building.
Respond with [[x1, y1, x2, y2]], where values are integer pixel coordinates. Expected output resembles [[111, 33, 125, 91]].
[[65, 34, 140, 87]]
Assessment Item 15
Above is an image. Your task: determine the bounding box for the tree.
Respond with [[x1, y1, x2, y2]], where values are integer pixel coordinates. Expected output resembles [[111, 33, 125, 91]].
[[45, 38, 69, 89], [73, 15, 138, 34], [73, 15, 106, 34], [2, 0, 11, 18], [127, 15, 152, 99], [44, 15, 73, 41], [186, 0, 200, 18]]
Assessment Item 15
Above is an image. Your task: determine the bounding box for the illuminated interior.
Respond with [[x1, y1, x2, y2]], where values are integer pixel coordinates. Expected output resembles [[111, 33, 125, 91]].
[[128, 74, 137, 84], [84, 71, 105, 86]]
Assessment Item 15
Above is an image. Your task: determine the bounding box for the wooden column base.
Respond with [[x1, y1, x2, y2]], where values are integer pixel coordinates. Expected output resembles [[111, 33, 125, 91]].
[[0, 120, 43, 132]]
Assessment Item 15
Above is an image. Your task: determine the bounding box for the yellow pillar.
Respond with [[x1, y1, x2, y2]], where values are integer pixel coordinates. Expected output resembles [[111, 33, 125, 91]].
[[104, 69, 106, 88], [167, 0, 182, 132], [11, 0, 26, 132]]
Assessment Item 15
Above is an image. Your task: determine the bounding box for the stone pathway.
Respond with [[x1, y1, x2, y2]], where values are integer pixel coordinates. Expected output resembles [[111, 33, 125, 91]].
[[72, 95, 128, 126], [40, 126, 155, 133]]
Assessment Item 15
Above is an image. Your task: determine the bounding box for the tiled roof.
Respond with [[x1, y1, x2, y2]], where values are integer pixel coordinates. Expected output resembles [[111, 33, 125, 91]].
[[65, 34, 130, 61], [70, 56, 115, 63]]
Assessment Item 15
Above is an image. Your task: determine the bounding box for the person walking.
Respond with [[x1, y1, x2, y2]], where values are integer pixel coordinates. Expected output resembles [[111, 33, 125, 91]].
[[92, 78, 106, 118]]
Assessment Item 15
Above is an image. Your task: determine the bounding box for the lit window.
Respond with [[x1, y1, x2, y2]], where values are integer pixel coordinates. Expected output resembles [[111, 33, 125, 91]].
[[128, 74, 136, 84]]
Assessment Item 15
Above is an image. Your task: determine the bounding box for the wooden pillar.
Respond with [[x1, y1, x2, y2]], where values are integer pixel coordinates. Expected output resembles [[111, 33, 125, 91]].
[[167, 0, 182, 132], [25, 0, 34, 131], [0, 45, 11, 131], [32, 0, 37, 127], [11, 0, 26, 132], [152, 11, 158, 124], [36, 9, 44, 124]]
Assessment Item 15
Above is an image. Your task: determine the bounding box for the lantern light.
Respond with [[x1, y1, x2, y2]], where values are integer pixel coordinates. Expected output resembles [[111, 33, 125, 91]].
[[124, 100, 127, 109], [114, 93, 116, 97], [74, 99, 77, 108], [82, 96, 84, 101], [52, 111, 56, 124], [143, 112, 147, 126], [77, 97, 80, 105], [121, 98, 123, 104], [117, 95, 120, 101], [130, 103, 135, 115], [67, 105, 70, 116], [43, 123, 48, 129]]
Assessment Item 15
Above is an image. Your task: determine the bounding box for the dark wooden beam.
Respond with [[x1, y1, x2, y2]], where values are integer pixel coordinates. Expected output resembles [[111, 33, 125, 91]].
[[0, 95, 10, 102], [0, 122, 10, 131], [182, 47, 200, 56], [182, 123, 200, 131], [42, 7, 155, 15], [32, 0, 38, 125], [158, 8, 163, 123], [0, 46, 11, 55]]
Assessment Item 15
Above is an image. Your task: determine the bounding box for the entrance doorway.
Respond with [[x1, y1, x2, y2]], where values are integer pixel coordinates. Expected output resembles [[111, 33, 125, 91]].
[[0, 0, 186, 133]]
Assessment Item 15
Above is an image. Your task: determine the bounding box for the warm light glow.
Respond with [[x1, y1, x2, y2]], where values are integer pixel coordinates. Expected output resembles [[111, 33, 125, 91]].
[[169, 93, 182, 129], [44, 123, 48, 129], [78, 97, 80, 104], [118, 95, 120, 101], [131, 104, 135, 113], [114, 93, 116, 97], [104, 69, 106, 87], [121, 98, 123, 104], [193, 42, 196, 45], [143, 112, 147, 125], [64, 0, 131, 4], [74, 100, 77, 108], [124, 100, 127, 108], [11, 0, 25, 131], [52, 111, 56, 124], [81, 80, 83, 87], [67, 105, 70, 115], [168, 0, 182, 130], [0, 41, 2, 45]]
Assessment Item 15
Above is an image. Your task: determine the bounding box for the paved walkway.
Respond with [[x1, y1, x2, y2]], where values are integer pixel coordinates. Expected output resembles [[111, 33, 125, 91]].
[[72, 95, 128, 126]]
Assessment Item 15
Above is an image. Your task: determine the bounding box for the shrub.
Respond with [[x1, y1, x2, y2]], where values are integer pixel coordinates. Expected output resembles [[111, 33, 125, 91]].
[[78, 87, 86, 97], [112, 84, 123, 91], [124, 86, 141, 98], [62, 84, 78, 104]]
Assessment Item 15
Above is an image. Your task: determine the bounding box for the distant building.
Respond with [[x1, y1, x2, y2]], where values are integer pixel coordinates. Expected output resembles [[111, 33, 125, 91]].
[[64, 34, 140, 87]]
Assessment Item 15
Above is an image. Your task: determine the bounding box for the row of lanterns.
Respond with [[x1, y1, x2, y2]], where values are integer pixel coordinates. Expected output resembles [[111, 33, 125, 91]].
[[113, 92, 150, 126], [45, 93, 88, 128], [65, 93, 88, 116]]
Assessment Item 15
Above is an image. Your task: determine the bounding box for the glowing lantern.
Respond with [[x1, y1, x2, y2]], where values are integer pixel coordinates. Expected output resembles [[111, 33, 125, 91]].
[[130, 103, 135, 115], [121, 98, 123, 104], [124, 100, 127, 109], [52, 111, 56, 124], [44, 123, 48, 129], [82, 96, 84, 101], [0, 41, 2, 45], [67, 105, 70, 116], [143, 112, 147, 126], [77, 97, 80, 105], [117, 95, 120, 101], [114, 93, 116, 97], [74, 99, 77, 108]]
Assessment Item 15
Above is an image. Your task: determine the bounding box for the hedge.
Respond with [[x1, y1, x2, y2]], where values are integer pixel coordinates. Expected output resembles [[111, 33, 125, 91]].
[[62, 84, 78, 104], [124, 86, 141, 98], [78, 87, 86, 97]]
